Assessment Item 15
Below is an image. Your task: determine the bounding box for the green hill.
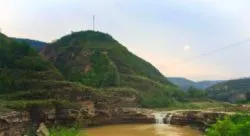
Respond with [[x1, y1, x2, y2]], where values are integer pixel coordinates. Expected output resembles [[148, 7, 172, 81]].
[[0, 33, 64, 91], [207, 78, 250, 103], [40, 31, 171, 87], [40, 31, 182, 107]]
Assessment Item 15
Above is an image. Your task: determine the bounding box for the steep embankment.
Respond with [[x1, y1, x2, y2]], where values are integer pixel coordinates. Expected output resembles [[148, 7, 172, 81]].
[[208, 78, 250, 103], [40, 31, 182, 107]]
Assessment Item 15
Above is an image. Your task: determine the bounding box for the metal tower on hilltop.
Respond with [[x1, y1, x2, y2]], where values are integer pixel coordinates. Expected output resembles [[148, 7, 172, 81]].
[[93, 15, 95, 31]]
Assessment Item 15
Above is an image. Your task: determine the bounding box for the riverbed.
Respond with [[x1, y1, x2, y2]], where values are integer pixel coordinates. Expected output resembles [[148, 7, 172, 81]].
[[83, 124, 202, 136]]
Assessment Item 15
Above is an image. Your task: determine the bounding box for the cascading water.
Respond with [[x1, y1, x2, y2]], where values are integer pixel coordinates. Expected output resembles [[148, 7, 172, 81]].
[[166, 112, 174, 124], [153, 112, 177, 136], [153, 112, 174, 125], [153, 112, 167, 124], [153, 112, 167, 136]]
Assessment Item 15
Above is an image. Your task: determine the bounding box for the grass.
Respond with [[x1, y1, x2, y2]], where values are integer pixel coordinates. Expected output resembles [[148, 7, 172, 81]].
[[50, 127, 81, 136], [0, 99, 79, 111]]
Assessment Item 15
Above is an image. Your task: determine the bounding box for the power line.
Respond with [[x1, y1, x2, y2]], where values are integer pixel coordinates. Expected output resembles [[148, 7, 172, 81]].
[[176, 38, 250, 65]]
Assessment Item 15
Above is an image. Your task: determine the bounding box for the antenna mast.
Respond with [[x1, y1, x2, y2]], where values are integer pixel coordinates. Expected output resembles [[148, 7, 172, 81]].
[[93, 15, 95, 31]]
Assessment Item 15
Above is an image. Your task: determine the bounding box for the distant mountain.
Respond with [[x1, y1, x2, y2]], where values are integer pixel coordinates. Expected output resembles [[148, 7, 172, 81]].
[[13, 38, 47, 51], [207, 78, 250, 103], [167, 77, 223, 91], [167, 77, 196, 90], [196, 80, 222, 90]]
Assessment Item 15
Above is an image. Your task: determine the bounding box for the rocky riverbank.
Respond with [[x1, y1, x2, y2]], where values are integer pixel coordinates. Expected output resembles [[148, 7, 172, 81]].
[[0, 105, 234, 135]]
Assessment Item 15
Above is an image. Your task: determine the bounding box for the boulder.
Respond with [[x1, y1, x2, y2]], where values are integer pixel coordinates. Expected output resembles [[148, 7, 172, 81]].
[[36, 123, 49, 136]]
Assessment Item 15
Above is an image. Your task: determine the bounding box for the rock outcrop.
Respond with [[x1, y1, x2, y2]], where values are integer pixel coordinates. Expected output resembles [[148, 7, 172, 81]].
[[0, 111, 29, 136], [163, 110, 233, 130]]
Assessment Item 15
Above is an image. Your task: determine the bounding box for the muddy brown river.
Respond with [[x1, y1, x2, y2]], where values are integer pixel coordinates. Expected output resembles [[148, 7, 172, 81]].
[[83, 124, 202, 136]]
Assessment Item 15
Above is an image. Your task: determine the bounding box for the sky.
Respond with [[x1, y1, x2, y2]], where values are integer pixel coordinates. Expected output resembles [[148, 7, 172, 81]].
[[1, 0, 250, 81]]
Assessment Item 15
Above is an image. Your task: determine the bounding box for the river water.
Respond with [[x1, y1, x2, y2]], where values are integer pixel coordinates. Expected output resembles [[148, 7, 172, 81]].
[[83, 124, 202, 136]]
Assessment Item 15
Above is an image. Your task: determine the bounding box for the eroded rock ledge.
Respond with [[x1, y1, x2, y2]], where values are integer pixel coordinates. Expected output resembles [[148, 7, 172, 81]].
[[163, 110, 233, 130]]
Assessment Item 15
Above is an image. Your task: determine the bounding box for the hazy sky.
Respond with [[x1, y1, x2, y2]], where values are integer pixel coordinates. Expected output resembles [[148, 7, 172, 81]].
[[1, 0, 250, 81]]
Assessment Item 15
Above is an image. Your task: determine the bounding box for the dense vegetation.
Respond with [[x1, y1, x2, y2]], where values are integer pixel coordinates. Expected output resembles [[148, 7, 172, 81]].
[[0, 33, 63, 91], [206, 114, 250, 136], [0, 33, 90, 111], [208, 78, 250, 103], [186, 87, 207, 99]]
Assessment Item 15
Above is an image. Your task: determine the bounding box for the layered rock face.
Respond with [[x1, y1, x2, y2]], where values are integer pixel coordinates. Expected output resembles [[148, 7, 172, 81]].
[[0, 111, 29, 136]]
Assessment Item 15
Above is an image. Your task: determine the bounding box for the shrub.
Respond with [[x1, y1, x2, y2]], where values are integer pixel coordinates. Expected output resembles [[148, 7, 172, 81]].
[[49, 126, 81, 136], [206, 114, 250, 136]]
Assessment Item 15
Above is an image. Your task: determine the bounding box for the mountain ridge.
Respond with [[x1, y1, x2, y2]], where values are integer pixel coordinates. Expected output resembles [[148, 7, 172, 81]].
[[167, 77, 223, 90], [13, 38, 47, 51], [208, 78, 250, 103]]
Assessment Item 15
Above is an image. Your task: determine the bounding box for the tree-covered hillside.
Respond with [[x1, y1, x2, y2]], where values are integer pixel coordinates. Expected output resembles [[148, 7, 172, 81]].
[[0, 33, 64, 91], [41, 31, 171, 87], [207, 78, 250, 103], [0, 33, 107, 111], [40, 31, 183, 107]]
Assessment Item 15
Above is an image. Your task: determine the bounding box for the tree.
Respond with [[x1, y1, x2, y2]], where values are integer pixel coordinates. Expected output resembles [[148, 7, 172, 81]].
[[187, 87, 207, 99]]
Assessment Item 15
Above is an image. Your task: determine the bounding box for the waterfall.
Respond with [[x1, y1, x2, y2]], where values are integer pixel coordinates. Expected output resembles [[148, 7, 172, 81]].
[[153, 112, 166, 124], [166, 112, 173, 124], [153, 112, 174, 125]]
